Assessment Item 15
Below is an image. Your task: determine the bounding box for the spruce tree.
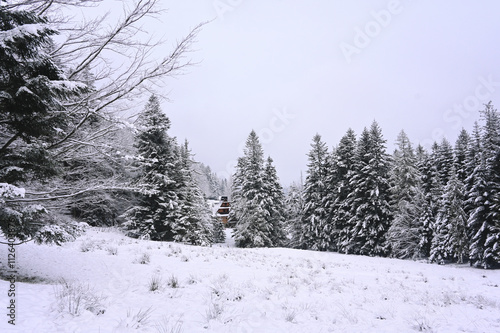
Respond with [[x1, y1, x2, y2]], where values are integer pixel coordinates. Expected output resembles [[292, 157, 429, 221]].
[[346, 122, 392, 256], [284, 181, 305, 248], [417, 143, 442, 257], [123, 95, 181, 240], [430, 166, 468, 264], [0, 5, 86, 241], [329, 128, 357, 253], [301, 134, 331, 251], [172, 141, 214, 245], [387, 130, 427, 259], [467, 102, 500, 268], [454, 128, 470, 184], [263, 156, 287, 247], [231, 130, 280, 248]]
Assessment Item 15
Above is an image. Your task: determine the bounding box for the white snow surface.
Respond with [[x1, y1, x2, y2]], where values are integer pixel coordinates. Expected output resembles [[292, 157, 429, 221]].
[[1, 227, 500, 332]]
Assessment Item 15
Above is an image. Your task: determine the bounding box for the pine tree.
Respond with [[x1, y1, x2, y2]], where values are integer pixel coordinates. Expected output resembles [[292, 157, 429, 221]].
[[430, 166, 468, 264], [172, 141, 213, 245], [417, 143, 442, 257], [387, 130, 427, 259], [284, 181, 305, 248], [328, 128, 357, 253], [123, 95, 181, 240], [0, 5, 86, 241], [467, 102, 500, 268], [301, 134, 331, 251], [436, 138, 454, 187], [454, 128, 470, 184], [346, 122, 392, 256], [263, 156, 287, 247], [231, 131, 280, 248]]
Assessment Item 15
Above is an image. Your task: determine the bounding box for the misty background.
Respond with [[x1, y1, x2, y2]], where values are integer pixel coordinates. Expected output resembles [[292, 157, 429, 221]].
[[90, 0, 500, 185]]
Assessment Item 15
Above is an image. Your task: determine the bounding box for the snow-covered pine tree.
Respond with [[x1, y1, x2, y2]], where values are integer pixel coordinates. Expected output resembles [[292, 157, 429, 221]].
[[171, 140, 213, 246], [436, 138, 454, 187], [346, 122, 392, 256], [430, 166, 468, 264], [387, 130, 427, 259], [284, 181, 305, 248], [417, 143, 444, 257], [123, 95, 181, 240], [263, 156, 287, 247], [231, 130, 275, 248], [0, 4, 87, 242], [454, 128, 470, 184], [300, 134, 332, 251], [467, 102, 500, 268], [328, 128, 357, 253], [413, 145, 435, 258]]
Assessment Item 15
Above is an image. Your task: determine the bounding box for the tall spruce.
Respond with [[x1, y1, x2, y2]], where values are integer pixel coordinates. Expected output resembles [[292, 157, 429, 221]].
[[285, 181, 305, 248], [301, 134, 331, 251], [329, 128, 357, 253], [172, 141, 214, 245], [454, 128, 470, 184], [0, 5, 87, 241], [123, 95, 181, 240], [430, 166, 468, 264], [467, 102, 500, 268], [387, 131, 427, 259], [231, 131, 283, 247], [263, 156, 287, 246], [346, 122, 392, 256]]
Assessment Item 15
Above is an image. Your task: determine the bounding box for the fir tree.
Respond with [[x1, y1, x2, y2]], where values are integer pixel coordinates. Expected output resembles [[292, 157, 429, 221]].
[[0, 5, 86, 241], [284, 181, 305, 248], [346, 122, 392, 256], [436, 138, 454, 187], [172, 141, 214, 245], [231, 131, 280, 248], [387, 130, 427, 259], [417, 143, 442, 257], [467, 102, 500, 268], [123, 95, 180, 240], [301, 134, 331, 251], [328, 128, 357, 253], [454, 128, 470, 184], [263, 156, 287, 247], [430, 166, 468, 264]]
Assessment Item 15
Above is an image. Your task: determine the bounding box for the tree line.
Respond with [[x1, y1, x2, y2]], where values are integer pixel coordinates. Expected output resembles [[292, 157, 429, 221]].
[[230, 103, 500, 269], [1, 1, 499, 269]]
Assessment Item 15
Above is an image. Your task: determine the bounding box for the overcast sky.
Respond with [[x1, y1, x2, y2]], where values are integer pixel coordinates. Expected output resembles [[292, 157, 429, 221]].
[[123, 0, 500, 185]]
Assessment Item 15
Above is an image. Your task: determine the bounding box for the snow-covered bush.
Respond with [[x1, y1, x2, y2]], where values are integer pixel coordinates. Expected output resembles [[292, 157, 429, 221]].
[[135, 252, 151, 264], [117, 307, 153, 330], [154, 316, 183, 333], [53, 279, 106, 316], [167, 274, 180, 288], [149, 274, 163, 292]]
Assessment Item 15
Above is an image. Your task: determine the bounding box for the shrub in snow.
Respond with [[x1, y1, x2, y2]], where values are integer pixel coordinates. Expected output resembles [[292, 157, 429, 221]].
[[136, 252, 151, 264], [167, 274, 179, 288], [148, 274, 163, 292], [205, 298, 224, 322], [53, 279, 106, 316], [154, 316, 183, 333], [117, 307, 153, 330], [106, 246, 118, 255]]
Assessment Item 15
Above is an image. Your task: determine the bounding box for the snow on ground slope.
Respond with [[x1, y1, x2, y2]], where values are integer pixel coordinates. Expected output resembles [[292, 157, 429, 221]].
[[1, 227, 500, 333]]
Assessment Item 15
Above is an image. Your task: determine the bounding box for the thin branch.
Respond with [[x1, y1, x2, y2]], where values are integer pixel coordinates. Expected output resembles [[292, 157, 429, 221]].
[[6, 186, 140, 203]]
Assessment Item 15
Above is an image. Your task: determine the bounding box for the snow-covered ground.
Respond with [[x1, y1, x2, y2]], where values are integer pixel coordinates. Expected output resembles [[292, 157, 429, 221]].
[[1, 227, 499, 333]]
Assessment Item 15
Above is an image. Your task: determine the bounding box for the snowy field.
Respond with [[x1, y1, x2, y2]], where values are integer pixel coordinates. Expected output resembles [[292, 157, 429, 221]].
[[1, 228, 500, 333]]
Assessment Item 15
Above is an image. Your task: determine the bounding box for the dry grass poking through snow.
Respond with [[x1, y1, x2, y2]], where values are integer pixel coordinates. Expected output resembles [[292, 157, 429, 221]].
[[1, 227, 499, 332]]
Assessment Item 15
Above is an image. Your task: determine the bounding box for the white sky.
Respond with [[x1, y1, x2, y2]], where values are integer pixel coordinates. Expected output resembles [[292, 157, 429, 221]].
[[115, 1, 500, 185]]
